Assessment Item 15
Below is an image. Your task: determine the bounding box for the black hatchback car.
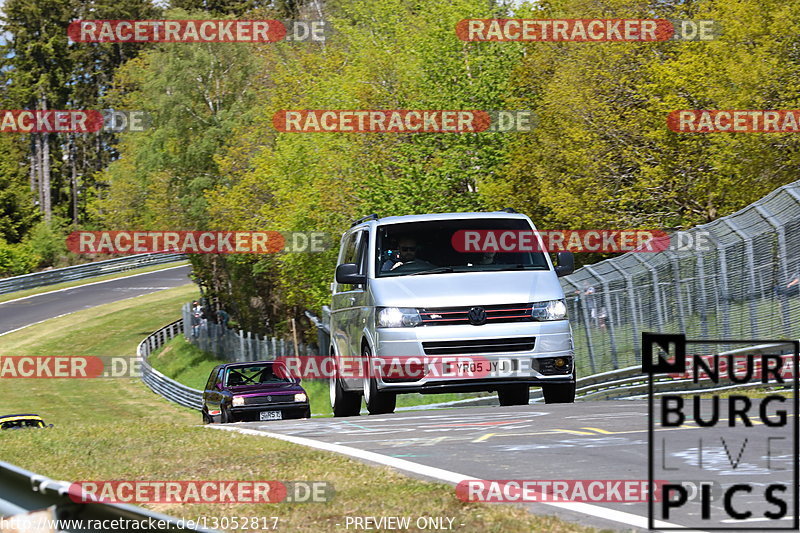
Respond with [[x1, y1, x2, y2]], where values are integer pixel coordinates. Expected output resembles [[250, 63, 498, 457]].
[[202, 361, 311, 423]]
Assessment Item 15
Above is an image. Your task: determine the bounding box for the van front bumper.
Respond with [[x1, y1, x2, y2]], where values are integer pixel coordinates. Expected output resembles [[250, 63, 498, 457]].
[[372, 320, 574, 392]]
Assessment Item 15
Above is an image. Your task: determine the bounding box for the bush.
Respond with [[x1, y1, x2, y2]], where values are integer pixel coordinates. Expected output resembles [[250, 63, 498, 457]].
[[24, 219, 69, 268], [0, 240, 39, 277]]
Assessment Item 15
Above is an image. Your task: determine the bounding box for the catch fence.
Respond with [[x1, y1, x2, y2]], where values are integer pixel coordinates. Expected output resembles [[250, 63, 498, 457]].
[[182, 303, 314, 362], [561, 180, 800, 374]]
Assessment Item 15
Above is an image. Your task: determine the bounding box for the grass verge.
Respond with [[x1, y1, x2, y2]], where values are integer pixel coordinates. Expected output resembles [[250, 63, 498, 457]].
[[0, 260, 188, 304], [0, 284, 603, 533]]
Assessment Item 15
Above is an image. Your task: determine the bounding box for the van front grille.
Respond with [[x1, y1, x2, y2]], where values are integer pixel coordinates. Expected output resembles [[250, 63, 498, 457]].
[[422, 337, 536, 355], [419, 304, 532, 326]]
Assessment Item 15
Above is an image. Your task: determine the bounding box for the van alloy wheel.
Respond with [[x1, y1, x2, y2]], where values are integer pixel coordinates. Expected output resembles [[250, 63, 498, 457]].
[[362, 345, 396, 415]]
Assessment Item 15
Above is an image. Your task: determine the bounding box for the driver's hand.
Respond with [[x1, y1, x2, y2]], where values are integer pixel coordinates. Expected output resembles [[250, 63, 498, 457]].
[[390, 262, 404, 270]]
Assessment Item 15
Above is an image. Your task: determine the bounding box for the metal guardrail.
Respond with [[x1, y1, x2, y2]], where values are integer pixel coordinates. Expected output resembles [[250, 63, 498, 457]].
[[138, 319, 203, 411], [0, 460, 218, 532], [0, 253, 186, 295], [141, 314, 795, 413], [574, 341, 795, 401]]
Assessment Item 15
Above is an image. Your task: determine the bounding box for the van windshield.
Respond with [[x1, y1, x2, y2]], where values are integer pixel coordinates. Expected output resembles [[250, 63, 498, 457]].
[[376, 218, 550, 277]]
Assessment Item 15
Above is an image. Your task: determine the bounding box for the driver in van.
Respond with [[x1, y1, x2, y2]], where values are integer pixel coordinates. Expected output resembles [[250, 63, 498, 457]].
[[382, 237, 418, 271]]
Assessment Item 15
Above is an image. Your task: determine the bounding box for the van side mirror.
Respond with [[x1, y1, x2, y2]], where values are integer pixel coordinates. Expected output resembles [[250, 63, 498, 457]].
[[215, 383, 223, 391], [336, 263, 366, 285], [554, 251, 574, 277]]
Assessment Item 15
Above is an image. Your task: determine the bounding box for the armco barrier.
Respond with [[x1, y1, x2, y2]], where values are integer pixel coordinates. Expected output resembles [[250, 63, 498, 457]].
[[140, 316, 796, 411], [0, 253, 185, 295], [0, 460, 218, 532], [137, 319, 203, 411]]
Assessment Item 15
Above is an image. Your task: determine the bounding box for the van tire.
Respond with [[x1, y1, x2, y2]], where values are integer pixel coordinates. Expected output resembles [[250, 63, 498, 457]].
[[330, 375, 361, 417], [497, 384, 530, 406], [362, 346, 396, 415], [542, 382, 576, 403]]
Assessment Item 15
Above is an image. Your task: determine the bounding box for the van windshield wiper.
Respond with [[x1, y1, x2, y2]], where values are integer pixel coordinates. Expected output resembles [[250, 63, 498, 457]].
[[409, 267, 455, 276], [496, 264, 546, 270]]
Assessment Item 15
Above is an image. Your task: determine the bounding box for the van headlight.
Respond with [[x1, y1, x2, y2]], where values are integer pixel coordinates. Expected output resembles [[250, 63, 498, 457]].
[[377, 307, 422, 327], [232, 396, 245, 407], [294, 393, 307, 402], [531, 299, 567, 321]]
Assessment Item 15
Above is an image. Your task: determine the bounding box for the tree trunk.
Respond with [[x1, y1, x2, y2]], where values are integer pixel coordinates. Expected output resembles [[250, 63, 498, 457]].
[[70, 134, 78, 225], [42, 132, 51, 223], [29, 136, 37, 194], [35, 132, 44, 213], [40, 97, 51, 223]]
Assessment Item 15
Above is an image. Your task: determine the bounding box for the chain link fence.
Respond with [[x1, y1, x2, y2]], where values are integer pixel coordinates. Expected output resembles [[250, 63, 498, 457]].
[[182, 303, 315, 362], [561, 180, 800, 376]]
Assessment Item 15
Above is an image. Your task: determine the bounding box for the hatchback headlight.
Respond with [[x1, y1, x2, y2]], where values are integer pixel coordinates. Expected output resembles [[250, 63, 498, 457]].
[[377, 307, 422, 328], [232, 396, 245, 406], [531, 299, 567, 321], [294, 393, 307, 402]]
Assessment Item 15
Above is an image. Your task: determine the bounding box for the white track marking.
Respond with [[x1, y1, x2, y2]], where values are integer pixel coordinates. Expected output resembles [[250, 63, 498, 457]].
[[0, 264, 188, 306], [208, 425, 706, 531], [0, 313, 73, 337]]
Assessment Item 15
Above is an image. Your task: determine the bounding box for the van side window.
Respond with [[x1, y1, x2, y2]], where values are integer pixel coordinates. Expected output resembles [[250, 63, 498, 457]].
[[355, 231, 369, 283]]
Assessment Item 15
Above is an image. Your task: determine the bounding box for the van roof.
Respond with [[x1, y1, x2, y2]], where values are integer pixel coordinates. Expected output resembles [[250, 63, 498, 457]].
[[351, 211, 528, 229]]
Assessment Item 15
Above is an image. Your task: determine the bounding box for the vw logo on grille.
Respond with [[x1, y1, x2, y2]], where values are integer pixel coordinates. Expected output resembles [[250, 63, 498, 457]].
[[266, 395, 272, 402], [467, 307, 487, 325]]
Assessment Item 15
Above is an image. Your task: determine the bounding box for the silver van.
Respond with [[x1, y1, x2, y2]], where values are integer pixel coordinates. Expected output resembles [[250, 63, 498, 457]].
[[328, 212, 576, 416]]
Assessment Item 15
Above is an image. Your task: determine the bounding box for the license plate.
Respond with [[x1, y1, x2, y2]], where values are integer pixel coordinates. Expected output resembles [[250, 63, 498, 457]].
[[456, 361, 486, 373], [259, 411, 282, 421], [490, 359, 519, 372], [455, 359, 519, 373]]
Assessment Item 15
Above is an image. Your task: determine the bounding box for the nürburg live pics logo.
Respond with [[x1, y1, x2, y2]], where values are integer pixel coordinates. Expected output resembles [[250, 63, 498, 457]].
[[643, 332, 799, 530]]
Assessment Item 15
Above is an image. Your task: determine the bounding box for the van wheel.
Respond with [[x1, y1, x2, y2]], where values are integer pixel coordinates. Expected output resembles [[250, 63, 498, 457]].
[[542, 382, 576, 404], [330, 375, 361, 417], [497, 384, 530, 406], [362, 346, 396, 415]]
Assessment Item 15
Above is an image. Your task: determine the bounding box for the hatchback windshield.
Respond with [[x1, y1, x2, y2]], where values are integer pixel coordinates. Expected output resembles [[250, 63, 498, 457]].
[[224, 364, 292, 386], [376, 218, 550, 277]]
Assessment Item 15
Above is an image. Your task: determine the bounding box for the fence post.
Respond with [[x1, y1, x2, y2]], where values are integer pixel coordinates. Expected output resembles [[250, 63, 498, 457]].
[[723, 218, 758, 338], [584, 266, 617, 369], [632, 254, 665, 331], [756, 204, 792, 336], [666, 250, 687, 334], [694, 251, 710, 340], [608, 262, 641, 362]]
